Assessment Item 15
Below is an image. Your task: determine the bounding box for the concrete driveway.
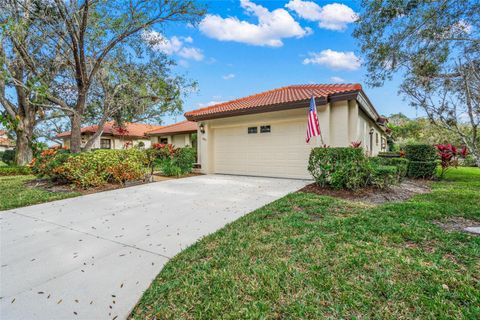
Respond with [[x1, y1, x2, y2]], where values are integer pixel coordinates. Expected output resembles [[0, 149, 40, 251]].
[[1, 175, 308, 320]]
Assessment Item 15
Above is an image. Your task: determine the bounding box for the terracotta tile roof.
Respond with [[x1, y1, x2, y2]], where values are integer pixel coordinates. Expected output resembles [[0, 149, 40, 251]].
[[0, 137, 14, 147], [56, 121, 163, 138], [185, 84, 362, 120], [0, 130, 6, 136], [146, 120, 197, 135]]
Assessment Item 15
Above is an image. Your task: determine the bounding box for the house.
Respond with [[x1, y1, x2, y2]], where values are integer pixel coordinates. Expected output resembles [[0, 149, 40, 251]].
[[0, 130, 15, 152], [185, 84, 388, 179], [146, 120, 197, 148], [57, 122, 163, 150]]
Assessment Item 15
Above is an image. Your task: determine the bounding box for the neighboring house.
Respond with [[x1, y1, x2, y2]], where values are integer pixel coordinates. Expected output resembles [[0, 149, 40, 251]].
[[0, 130, 15, 152], [57, 122, 163, 150], [185, 84, 389, 179], [146, 120, 197, 147]]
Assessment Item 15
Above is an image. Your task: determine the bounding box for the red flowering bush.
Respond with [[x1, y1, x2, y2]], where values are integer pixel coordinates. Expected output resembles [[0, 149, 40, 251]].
[[30, 147, 71, 179], [350, 141, 362, 148], [437, 144, 468, 178]]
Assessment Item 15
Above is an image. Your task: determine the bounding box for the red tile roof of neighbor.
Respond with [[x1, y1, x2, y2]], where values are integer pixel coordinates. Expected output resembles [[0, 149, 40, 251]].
[[185, 84, 363, 121], [0, 130, 7, 136], [0, 137, 15, 147], [146, 120, 197, 135], [56, 121, 163, 138]]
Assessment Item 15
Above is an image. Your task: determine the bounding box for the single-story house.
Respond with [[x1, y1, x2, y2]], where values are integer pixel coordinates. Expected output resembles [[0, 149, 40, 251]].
[[185, 84, 388, 179], [57, 122, 163, 150], [146, 120, 197, 148], [0, 130, 15, 152]]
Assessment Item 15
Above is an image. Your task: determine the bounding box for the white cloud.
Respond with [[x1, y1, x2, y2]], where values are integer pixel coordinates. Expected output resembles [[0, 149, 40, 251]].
[[303, 49, 361, 70], [182, 36, 194, 43], [286, 0, 357, 31], [199, 0, 311, 47], [197, 100, 224, 108], [177, 59, 189, 68], [141, 30, 204, 61], [222, 73, 235, 80], [179, 47, 204, 61], [330, 76, 345, 83]]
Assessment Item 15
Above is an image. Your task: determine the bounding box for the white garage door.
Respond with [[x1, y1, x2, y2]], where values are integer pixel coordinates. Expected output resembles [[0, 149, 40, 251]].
[[213, 121, 313, 179]]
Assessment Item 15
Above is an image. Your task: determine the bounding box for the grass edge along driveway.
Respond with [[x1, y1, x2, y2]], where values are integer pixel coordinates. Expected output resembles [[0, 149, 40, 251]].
[[0, 175, 80, 211], [131, 167, 480, 320]]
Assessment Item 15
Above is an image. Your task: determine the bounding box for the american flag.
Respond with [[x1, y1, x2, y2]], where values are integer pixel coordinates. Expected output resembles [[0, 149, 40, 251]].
[[306, 95, 321, 143]]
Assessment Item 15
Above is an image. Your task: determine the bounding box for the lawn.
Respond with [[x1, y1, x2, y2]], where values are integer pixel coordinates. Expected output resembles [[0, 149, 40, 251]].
[[0, 175, 80, 211], [131, 167, 480, 319]]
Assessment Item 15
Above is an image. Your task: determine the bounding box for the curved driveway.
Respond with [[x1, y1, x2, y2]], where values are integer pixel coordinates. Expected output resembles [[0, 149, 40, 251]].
[[1, 175, 308, 320]]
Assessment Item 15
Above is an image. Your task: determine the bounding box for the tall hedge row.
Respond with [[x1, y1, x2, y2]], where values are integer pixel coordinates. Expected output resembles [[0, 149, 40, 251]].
[[405, 144, 437, 178], [308, 147, 398, 190]]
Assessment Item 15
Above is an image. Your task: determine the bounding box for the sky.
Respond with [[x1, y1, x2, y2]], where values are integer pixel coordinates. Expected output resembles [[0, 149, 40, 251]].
[[153, 0, 419, 125]]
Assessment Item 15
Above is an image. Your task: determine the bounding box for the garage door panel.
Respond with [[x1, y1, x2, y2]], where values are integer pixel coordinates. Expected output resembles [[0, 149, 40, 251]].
[[213, 121, 312, 179]]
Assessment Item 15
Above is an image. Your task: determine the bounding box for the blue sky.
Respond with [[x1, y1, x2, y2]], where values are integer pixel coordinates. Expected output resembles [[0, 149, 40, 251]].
[[154, 0, 419, 125]]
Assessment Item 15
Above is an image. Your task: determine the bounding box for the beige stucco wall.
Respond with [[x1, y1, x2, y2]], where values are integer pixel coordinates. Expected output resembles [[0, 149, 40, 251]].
[[149, 133, 192, 147], [197, 99, 388, 179], [61, 134, 151, 150], [358, 110, 387, 155]]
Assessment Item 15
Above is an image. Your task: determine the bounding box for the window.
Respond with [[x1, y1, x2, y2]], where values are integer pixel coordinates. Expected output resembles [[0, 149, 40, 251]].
[[100, 138, 111, 149], [260, 125, 271, 133], [159, 137, 168, 144], [375, 133, 379, 146], [248, 127, 257, 134]]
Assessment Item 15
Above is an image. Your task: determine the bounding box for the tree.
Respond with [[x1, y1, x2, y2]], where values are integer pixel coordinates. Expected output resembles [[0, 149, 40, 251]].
[[81, 49, 196, 151], [387, 114, 464, 150], [6, 0, 204, 153], [0, 1, 62, 164], [354, 0, 480, 166]]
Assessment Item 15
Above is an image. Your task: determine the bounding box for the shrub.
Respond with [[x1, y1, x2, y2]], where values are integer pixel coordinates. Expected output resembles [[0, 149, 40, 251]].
[[405, 144, 437, 179], [370, 165, 397, 189], [436, 144, 468, 178], [2, 149, 15, 164], [55, 149, 148, 188], [0, 166, 31, 176], [308, 147, 366, 189], [404, 144, 437, 161], [370, 157, 409, 179], [160, 147, 196, 177], [407, 161, 438, 179], [309, 147, 401, 190], [378, 151, 402, 158], [30, 147, 70, 179]]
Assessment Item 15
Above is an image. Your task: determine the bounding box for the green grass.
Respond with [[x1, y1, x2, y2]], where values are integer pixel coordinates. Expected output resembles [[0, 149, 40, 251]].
[[0, 175, 80, 211], [131, 167, 480, 320], [0, 160, 7, 166]]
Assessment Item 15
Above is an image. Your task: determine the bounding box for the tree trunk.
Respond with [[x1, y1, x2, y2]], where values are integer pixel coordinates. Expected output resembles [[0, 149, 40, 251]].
[[69, 113, 83, 153], [83, 117, 108, 151], [15, 128, 33, 166]]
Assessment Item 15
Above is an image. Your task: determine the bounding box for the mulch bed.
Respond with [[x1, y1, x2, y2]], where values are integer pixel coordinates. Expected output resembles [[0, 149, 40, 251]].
[[300, 179, 431, 205]]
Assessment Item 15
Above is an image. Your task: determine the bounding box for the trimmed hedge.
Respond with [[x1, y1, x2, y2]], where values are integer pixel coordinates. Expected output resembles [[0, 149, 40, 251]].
[[370, 157, 409, 179], [405, 144, 437, 162], [0, 166, 31, 176], [308, 148, 366, 189], [370, 165, 397, 189], [308, 147, 398, 190], [405, 144, 437, 179], [378, 151, 401, 158], [407, 161, 438, 179]]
